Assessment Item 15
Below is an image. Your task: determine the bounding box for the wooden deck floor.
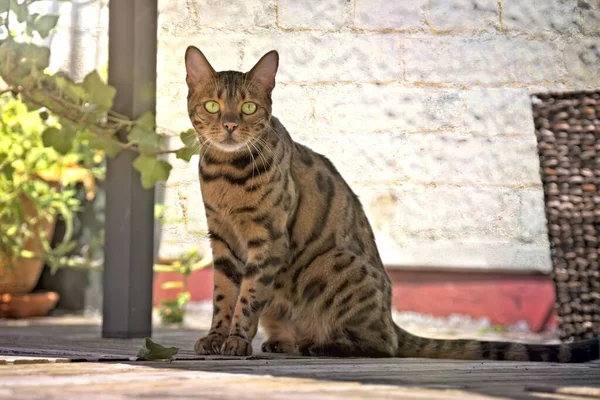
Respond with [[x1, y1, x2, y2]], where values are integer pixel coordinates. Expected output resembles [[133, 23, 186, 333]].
[[1, 317, 599, 400]]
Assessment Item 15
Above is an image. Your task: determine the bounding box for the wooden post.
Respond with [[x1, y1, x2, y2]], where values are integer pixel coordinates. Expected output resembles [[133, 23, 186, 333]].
[[102, 0, 158, 338]]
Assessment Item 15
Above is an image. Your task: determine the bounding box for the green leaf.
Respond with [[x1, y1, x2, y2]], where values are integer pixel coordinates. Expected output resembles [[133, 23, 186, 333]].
[[91, 135, 121, 158], [128, 127, 162, 153], [175, 147, 196, 162], [161, 281, 184, 290], [42, 127, 75, 155], [10, 1, 27, 23], [19, 44, 50, 71], [180, 129, 198, 147], [98, 62, 108, 82], [54, 74, 88, 103], [136, 338, 179, 361], [136, 112, 155, 131], [17, 65, 40, 90], [154, 203, 167, 219], [176, 129, 199, 161], [132, 155, 172, 189], [176, 292, 191, 308], [25, 13, 39, 37], [34, 15, 59, 38], [127, 112, 161, 152], [153, 264, 178, 273], [159, 304, 184, 325], [82, 71, 116, 110], [80, 130, 121, 158], [80, 103, 107, 124]]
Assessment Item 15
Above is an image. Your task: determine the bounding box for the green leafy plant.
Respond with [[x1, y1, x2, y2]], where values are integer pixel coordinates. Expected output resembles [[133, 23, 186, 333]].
[[154, 249, 212, 325], [0, 95, 103, 272], [0, 0, 200, 272], [0, 0, 200, 190]]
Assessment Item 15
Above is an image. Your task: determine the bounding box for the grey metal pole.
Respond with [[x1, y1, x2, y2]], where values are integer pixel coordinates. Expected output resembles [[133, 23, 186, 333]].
[[102, 0, 158, 338]]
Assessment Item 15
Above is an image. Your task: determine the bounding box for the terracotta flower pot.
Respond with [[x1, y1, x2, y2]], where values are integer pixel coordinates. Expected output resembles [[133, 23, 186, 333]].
[[0, 195, 57, 295], [0, 292, 59, 318]]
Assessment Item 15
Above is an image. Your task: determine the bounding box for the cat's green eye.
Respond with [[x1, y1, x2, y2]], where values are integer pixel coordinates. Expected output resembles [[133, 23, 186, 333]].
[[204, 100, 220, 114], [241, 102, 257, 115]]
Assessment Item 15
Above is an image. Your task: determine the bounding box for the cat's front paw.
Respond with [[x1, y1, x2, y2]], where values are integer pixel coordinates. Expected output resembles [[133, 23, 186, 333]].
[[221, 336, 253, 356], [194, 333, 225, 355]]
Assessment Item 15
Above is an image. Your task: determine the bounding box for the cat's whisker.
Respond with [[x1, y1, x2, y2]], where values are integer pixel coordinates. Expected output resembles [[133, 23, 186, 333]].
[[248, 138, 270, 176], [192, 141, 205, 154], [255, 127, 285, 177], [246, 142, 257, 189], [264, 123, 283, 140], [198, 140, 212, 166], [251, 136, 283, 179]]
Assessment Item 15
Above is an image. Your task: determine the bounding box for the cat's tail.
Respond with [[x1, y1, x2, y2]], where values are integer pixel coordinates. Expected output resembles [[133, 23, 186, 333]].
[[394, 324, 599, 363]]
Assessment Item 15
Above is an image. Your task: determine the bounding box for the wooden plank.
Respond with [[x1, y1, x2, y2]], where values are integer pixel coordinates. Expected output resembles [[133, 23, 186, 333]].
[[0, 364, 508, 400], [525, 384, 600, 398], [1, 321, 599, 399], [0, 360, 598, 400]]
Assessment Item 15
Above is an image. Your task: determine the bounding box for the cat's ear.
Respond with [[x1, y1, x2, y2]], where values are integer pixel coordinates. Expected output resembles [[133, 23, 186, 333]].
[[247, 50, 279, 93], [185, 46, 215, 88]]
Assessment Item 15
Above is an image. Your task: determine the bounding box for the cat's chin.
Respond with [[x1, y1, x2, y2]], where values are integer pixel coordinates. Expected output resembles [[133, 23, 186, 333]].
[[212, 138, 248, 153]]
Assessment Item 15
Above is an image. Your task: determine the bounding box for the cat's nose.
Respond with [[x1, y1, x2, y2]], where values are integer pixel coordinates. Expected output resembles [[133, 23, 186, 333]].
[[223, 121, 238, 133]]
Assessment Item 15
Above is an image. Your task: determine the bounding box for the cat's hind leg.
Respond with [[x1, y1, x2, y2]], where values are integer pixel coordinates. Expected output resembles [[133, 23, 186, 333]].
[[259, 305, 299, 355], [298, 326, 395, 358]]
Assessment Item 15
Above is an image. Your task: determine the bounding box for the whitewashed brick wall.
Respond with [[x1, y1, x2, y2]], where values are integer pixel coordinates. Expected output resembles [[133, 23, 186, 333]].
[[49, 0, 600, 272]]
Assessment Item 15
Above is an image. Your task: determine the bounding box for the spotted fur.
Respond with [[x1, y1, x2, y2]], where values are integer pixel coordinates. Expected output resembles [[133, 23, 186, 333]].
[[185, 46, 599, 363]]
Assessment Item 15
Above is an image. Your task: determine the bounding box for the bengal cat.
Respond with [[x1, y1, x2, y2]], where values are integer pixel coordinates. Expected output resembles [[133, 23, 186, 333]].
[[184, 46, 599, 362]]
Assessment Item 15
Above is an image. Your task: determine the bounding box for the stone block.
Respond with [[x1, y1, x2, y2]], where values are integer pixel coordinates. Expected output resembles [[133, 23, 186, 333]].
[[162, 0, 276, 32], [461, 88, 535, 136], [563, 38, 600, 90], [502, 0, 581, 36], [354, 0, 429, 30], [355, 184, 522, 241], [278, 0, 350, 30], [401, 36, 564, 85], [518, 188, 550, 243], [241, 32, 400, 82], [311, 85, 535, 136], [157, 34, 244, 85], [377, 237, 552, 272], [392, 133, 542, 186], [312, 85, 466, 133], [578, 0, 600, 35], [428, 0, 499, 32]]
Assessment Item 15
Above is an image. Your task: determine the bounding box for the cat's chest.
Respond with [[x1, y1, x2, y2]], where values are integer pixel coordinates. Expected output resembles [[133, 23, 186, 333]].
[[199, 177, 272, 221]]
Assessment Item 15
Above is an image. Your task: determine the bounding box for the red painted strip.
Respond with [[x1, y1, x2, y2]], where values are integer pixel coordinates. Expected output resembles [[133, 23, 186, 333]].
[[153, 267, 557, 332], [153, 268, 213, 306], [387, 270, 557, 332]]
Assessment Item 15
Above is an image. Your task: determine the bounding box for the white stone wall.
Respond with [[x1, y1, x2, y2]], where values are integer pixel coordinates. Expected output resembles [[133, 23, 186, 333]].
[[48, 0, 600, 272]]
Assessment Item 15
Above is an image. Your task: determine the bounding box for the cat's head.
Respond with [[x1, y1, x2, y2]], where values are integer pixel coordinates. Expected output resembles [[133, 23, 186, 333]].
[[184, 46, 279, 153]]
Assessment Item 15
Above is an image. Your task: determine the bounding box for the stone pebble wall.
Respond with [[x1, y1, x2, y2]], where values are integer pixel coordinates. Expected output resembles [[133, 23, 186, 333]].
[[47, 0, 600, 272]]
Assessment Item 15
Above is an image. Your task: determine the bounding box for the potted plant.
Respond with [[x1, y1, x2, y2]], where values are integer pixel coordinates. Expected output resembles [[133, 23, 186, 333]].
[[0, 2, 199, 318], [0, 94, 102, 317]]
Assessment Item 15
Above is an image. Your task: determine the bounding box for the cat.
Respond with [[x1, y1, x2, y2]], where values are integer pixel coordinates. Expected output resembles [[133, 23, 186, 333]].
[[184, 45, 599, 362]]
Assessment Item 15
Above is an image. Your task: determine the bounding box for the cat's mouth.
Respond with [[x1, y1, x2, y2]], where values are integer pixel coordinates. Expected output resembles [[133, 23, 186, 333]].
[[212, 137, 246, 152]]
